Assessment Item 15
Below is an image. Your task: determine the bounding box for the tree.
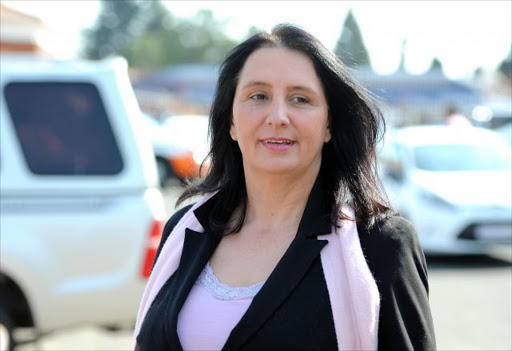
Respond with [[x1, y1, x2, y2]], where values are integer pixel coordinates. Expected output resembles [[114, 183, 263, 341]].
[[82, 0, 152, 59], [82, 0, 237, 69], [427, 57, 444, 75], [123, 8, 237, 68], [244, 26, 262, 39], [397, 39, 407, 72], [334, 10, 371, 68]]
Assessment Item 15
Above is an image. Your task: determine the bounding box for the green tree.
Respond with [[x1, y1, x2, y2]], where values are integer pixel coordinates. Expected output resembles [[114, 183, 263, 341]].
[[124, 8, 237, 68], [397, 39, 407, 72], [82, 0, 152, 59], [83, 0, 237, 69], [244, 26, 262, 39], [427, 57, 444, 75], [120, 0, 177, 67], [334, 9, 371, 68]]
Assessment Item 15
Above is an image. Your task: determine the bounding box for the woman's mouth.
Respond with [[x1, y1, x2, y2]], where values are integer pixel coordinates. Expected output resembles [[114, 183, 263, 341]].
[[261, 138, 295, 150]]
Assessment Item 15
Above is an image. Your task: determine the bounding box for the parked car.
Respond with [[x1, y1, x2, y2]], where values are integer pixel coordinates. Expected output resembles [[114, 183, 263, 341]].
[[379, 125, 512, 255], [495, 122, 512, 145], [0, 56, 166, 350], [142, 113, 210, 186]]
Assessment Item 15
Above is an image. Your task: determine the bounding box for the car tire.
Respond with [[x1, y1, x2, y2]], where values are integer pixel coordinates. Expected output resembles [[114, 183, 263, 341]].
[[156, 158, 172, 188], [0, 305, 15, 351]]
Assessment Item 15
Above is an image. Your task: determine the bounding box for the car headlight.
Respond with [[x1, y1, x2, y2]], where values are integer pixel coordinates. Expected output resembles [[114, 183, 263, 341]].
[[419, 190, 457, 211]]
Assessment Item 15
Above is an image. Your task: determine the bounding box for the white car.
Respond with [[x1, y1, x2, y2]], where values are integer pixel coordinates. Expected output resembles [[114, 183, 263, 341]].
[[141, 113, 194, 185], [161, 114, 210, 170], [495, 122, 512, 145], [379, 125, 512, 255], [0, 56, 166, 350], [142, 113, 210, 186]]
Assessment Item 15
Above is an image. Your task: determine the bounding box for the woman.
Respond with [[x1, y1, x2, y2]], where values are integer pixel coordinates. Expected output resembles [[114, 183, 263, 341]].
[[134, 24, 436, 351]]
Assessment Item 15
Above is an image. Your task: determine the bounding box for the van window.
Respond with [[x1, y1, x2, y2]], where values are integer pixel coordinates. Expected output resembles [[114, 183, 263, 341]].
[[4, 82, 123, 175]]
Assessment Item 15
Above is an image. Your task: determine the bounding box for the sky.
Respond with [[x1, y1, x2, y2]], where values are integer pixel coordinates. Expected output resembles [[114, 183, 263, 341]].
[[2, 0, 511, 79]]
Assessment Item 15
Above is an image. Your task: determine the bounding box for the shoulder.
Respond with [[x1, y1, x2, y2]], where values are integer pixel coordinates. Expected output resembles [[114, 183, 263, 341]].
[[369, 215, 420, 251], [358, 215, 428, 284], [162, 204, 195, 239], [360, 217, 436, 350], [154, 203, 194, 264], [359, 215, 421, 255]]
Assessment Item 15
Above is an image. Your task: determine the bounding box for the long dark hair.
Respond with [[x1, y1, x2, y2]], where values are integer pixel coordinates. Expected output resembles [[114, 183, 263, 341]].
[[177, 23, 392, 234]]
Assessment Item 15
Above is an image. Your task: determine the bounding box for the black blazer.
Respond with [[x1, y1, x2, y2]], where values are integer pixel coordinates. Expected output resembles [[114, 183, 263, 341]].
[[136, 179, 436, 351]]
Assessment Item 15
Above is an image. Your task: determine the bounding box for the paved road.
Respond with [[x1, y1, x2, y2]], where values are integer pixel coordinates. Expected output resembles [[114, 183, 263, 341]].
[[428, 252, 512, 350], [16, 184, 512, 351]]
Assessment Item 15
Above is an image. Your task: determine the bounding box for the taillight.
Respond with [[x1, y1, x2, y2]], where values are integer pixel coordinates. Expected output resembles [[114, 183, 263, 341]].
[[169, 151, 198, 179], [141, 219, 164, 278]]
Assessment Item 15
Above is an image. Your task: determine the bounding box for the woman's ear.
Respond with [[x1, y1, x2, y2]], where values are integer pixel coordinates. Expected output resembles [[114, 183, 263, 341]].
[[324, 127, 332, 143], [229, 121, 237, 141], [324, 113, 332, 142]]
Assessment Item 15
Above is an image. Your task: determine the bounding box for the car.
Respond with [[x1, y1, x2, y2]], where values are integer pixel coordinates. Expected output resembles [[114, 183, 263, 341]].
[[379, 125, 512, 255], [0, 56, 166, 350], [495, 122, 512, 145], [141, 113, 198, 186], [142, 113, 210, 186]]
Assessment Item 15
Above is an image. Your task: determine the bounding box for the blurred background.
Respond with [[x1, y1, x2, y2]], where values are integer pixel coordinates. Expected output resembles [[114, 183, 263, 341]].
[[0, 1, 510, 350]]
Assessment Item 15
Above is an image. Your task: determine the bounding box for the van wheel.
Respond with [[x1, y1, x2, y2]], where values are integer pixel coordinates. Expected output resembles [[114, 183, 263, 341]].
[[0, 305, 15, 351], [156, 159, 170, 188]]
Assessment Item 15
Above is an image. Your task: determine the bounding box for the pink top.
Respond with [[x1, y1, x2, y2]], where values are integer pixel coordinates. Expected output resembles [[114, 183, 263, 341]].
[[133, 193, 380, 351], [177, 263, 264, 351]]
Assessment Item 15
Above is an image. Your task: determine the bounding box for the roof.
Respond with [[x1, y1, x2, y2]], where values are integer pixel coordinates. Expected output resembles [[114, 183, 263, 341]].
[[0, 3, 43, 25], [354, 69, 481, 106], [132, 64, 220, 105], [0, 56, 128, 75], [133, 64, 219, 90]]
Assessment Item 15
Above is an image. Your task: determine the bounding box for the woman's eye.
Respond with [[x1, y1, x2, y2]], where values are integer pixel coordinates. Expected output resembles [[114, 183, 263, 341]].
[[249, 93, 267, 101], [291, 96, 309, 104]]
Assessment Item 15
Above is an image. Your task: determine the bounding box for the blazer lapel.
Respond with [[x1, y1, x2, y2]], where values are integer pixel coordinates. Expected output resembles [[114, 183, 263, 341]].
[[223, 174, 332, 350], [165, 227, 221, 350], [223, 235, 327, 350]]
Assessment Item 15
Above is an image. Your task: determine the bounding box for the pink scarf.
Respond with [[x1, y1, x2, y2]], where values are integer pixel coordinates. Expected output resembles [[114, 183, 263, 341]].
[[133, 193, 380, 350]]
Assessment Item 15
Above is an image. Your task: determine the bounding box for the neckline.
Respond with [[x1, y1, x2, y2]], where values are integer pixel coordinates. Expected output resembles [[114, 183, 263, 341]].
[[192, 172, 332, 239], [196, 262, 265, 300]]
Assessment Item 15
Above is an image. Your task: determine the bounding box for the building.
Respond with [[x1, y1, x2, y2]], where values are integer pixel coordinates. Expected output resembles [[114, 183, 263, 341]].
[[354, 68, 482, 126], [0, 3, 52, 57], [132, 64, 220, 116]]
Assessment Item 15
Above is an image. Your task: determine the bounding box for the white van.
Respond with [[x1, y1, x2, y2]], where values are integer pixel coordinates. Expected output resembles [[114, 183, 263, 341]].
[[0, 56, 166, 350]]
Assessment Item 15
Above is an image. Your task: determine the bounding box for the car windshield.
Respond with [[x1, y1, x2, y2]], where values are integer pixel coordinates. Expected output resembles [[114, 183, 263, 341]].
[[413, 144, 512, 171]]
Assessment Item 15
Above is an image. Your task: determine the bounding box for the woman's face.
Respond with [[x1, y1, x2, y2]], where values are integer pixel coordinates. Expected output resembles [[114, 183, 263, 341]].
[[231, 47, 331, 178]]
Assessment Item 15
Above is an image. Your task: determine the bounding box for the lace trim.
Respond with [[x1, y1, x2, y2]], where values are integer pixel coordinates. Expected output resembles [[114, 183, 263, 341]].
[[196, 263, 265, 300]]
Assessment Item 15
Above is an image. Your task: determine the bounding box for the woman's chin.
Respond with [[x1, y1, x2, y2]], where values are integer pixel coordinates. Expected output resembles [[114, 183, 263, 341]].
[[251, 163, 317, 178]]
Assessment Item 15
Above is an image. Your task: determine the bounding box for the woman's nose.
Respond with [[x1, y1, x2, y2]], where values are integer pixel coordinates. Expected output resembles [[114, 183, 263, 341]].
[[266, 98, 290, 126]]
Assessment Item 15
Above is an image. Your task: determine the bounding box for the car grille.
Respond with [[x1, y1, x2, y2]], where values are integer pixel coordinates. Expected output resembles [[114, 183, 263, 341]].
[[458, 222, 512, 244]]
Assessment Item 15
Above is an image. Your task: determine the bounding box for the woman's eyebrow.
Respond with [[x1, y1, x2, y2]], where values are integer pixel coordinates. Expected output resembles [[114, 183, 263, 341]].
[[241, 81, 318, 95], [240, 81, 271, 89], [288, 85, 318, 95]]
